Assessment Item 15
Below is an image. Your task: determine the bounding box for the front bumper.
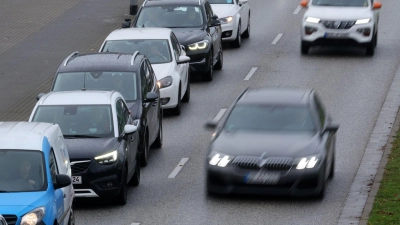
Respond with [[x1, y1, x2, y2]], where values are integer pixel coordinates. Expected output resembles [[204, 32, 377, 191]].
[[206, 163, 325, 196], [186, 49, 211, 74], [159, 83, 179, 109], [220, 22, 238, 42]]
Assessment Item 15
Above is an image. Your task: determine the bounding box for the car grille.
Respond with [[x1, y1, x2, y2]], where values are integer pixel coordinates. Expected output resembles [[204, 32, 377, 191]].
[[262, 157, 293, 170], [231, 156, 293, 170], [70, 160, 91, 173], [322, 20, 355, 29], [3, 215, 17, 225], [231, 156, 260, 169]]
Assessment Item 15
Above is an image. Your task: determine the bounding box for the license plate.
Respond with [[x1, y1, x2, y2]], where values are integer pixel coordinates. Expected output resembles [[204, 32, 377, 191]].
[[245, 171, 280, 185], [324, 32, 349, 39], [72, 176, 82, 184]]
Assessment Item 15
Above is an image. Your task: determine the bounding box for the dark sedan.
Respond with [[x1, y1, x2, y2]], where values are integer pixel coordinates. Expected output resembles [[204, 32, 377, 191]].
[[205, 87, 339, 198]]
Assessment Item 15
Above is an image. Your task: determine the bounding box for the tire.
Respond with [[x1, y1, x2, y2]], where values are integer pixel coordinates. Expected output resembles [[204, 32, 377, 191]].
[[140, 133, 149, 167], [171, 85, 182, 115], [301, 41, 310, 55], [329, 144, 335, 179], [68, 207, 75, 225], [231, 23, 242, 48], [129, 156, 140, 186], [242, 14, 250, 38], [203, 52, 214, 81], [213, 44, 223, 70], [115, 169, 128, 205], [182, 74, 190, 102], [151, 114, 163, 148], [366, 32, 376, 56]]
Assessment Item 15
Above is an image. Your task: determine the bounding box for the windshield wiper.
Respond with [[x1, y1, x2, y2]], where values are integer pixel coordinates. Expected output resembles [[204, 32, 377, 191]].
[[64, 135, 101, 139]]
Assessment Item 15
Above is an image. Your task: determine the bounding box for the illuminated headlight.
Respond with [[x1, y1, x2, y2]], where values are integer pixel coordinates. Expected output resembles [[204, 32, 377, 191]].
[[219, 16, 233, 24], [95, 150, 117, 164], [209, 152, 233, 167], [157, 76, 173, 89], [21, 207, 45, 225], [188, 40, 209, 50], [295, 155, 320, 169], [305, 17, 320, 24], [355, 18, 371, 24]]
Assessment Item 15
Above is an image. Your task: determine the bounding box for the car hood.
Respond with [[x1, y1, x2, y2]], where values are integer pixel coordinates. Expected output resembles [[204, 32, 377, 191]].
[[171, 28, 207, 46], [210, 131, 320, 158], [151, 63, 173, 80], [210, 4, 238, 18], [0, 192, 50, 215], [305, 6, 373, 20], [65, 137, 119, 159]]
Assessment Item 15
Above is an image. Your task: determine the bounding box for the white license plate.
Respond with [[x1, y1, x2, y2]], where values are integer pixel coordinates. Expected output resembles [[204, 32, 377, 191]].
[[245, 171, 280, 185], [72, 176, 82, 184], [324, 32, 349, 39]]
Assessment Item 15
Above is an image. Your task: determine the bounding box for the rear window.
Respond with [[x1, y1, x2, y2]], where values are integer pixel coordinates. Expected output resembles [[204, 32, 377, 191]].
[[312, 0, 369, 7]]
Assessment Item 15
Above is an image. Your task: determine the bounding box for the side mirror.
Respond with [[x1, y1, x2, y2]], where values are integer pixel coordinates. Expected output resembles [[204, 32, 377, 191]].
[[322, 123, 339, 134], [300, 0, 308, 7], [37, 93, 45, 101], [143, 92, 158, 103], [373, 2, 382, 9], [122, 19, 132, 28], [177, 56, 190, 64], [210, 19, 221, 27], [239, 0, 248, 6], [204, 120, 218, 130], [130, 0, 138, 15], [53, 174, 71, 189], [124, 124, 137, 134]]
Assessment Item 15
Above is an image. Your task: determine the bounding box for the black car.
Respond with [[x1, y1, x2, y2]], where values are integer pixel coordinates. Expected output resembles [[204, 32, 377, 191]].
[[37, 52, 162, 167], [205, 87, 339, 198], [123, 0, 223, 81]]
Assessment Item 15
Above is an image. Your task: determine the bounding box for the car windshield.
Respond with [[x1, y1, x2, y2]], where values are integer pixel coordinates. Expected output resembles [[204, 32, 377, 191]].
[[101, 40, 172, 64], [312, 0, 369, 7], [32, 105, 114, 138], [209, 0, 234, 4], [52, 72, 137, 101], [136, 6, 204, 28], [224, 105, 316, 132], [0, 150, 46, 192]]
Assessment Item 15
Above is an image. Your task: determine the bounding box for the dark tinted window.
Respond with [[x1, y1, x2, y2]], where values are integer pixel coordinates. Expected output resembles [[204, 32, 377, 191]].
[[116, 99, 127, 135], [224, 105, 316, 132], [314, 95, 326, 128], [312, 0, 369, 7], [140, 62, 148, 98]]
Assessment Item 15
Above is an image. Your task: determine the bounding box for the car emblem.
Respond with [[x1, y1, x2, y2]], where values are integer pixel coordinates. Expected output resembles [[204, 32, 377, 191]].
[[333, 21, 341, 29]]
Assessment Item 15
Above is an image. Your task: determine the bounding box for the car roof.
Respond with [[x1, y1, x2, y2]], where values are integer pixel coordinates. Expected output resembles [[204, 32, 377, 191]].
[[0, 122, 58, 151], [57, 52, 144, 73], [144, 0, 202, 6], [37, 90, 121, 106], [238, 87, 313, 106], [105, 28, 172, 40]]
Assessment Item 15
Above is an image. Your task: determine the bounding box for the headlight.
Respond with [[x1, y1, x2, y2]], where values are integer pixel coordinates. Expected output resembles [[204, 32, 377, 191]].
[[218, 16, 233, 24], [305, 17, 320, 23], [355, 18, 371, 24], [157, 76, 173, 89], [188, 40, 209, 50], [209, 152, 234, 167], [295, 155, 320, 169], [21, 207, 45, 225], [95, 150, 117, 164]]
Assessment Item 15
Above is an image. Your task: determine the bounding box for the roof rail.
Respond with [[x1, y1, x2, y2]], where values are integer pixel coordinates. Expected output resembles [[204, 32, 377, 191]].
[[131, 51, 140, 65], [63, 51, 79, 66]]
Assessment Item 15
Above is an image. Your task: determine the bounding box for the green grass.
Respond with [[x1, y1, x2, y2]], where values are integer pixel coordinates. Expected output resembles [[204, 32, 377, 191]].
[[368, 132, 400, 225]]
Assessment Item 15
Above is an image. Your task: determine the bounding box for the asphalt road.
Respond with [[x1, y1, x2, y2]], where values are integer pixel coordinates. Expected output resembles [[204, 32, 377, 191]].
[[2, 0, 400, 224]]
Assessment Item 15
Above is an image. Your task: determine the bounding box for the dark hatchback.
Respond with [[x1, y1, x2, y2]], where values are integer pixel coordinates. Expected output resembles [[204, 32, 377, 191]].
[[37, 52, 162, 167], [124, 0, 223, 81], [205, 87, 339, 198]]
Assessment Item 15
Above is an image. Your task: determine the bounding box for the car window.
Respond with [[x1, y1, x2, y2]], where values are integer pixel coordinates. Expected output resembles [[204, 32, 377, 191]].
[[209, 0, 234, 4], [49, 149, 58, 184], [170, 35, 180, 60], [53, 72, 138, 101], [140, 62, 148, 98], [101, 39, 172, 64], [314, 95, 326, 128], [204, 2, 214, 24], [144, 61, 154, 89], [312, 0, 369, 7], [0, 150, 46, 192], [135, 6, 204, 28], [223, 105, 317, 132], [32, 105, 114, 138], [116, 99, 127, 135]]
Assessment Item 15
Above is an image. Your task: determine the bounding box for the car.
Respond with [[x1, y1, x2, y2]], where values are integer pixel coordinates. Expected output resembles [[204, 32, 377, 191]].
[[204, 87, 339, 198], [0, 122, 74, 225], [123, 0, 223, 81], [99, 28, 191, 115], [300, 0, 382, 56], [209, 0, 250, 48], [37, 52, 162, 167], [29, 90, 141, 205]]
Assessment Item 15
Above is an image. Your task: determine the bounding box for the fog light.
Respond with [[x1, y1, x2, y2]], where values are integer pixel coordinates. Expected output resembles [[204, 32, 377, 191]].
[[222, 31, 232, 38], [107, 182, 113, 188], [161, 98, 170, 105], [356, 28, 371, 36], [305, 26, 318, 35]]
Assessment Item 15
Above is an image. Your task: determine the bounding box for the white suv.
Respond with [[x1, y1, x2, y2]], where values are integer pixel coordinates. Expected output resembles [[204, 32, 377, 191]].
[[300, 0, 382, 56]]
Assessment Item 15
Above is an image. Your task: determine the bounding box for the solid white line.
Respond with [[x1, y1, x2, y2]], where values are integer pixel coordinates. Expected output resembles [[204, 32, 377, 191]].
[[131, 223, 140, 225], [212, 108, 227, 122], [168, 158, 189, 178], [293, 5, 302, 14], [244, 67, 258, 80], [271, 33, 283, 45]]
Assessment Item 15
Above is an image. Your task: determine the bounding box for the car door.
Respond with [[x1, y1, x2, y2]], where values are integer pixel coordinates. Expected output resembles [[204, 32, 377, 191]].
[[49, 149, 66, 224], [170, 33, 188, 96], [140, 62, 154, 142], [116, 98, 134, 178], [204, 2, 220, 63], [144, 59, 159, 143]]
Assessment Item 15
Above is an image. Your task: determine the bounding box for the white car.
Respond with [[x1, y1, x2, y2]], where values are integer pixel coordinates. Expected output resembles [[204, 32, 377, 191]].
[[99, 28, 190, 115], [209, 0, 250, 48], [300, 0, 382, 56]]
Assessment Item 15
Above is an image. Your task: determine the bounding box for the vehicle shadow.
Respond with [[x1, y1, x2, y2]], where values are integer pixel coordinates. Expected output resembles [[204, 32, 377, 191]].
[[305, 46, 371, 58]]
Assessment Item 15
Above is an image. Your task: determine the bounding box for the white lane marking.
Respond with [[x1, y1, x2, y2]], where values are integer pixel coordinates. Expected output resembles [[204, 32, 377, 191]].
[[244, 67, 258, 80], [168, 158, 189, 178], [271, 33, 283, 45], [131, 223, 140, 225], [293, 5, 302, 14], [212, 108, 227, 123]]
